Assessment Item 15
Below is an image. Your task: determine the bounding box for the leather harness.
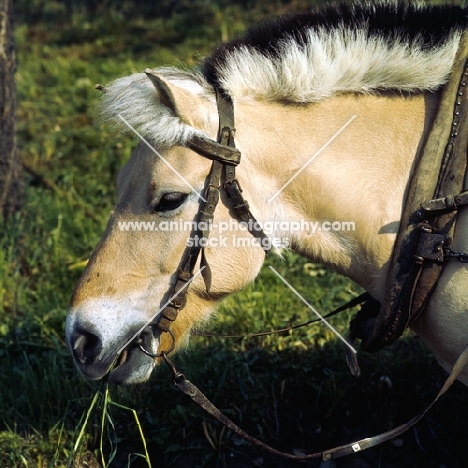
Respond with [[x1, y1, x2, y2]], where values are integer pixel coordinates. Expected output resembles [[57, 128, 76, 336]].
[[350, 31, 468, 353], [134, 34, 468, 459]]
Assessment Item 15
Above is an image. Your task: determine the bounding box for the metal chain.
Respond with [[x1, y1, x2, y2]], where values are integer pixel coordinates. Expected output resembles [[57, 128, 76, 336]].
[[445, 247, 468, 262]]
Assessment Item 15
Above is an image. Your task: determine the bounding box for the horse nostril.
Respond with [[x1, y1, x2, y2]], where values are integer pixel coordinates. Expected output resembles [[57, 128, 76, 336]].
[[72, 328, 103, 365]]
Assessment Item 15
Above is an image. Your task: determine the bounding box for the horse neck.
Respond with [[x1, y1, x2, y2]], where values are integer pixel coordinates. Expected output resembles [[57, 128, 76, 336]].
[[234, 92, 439, 300]]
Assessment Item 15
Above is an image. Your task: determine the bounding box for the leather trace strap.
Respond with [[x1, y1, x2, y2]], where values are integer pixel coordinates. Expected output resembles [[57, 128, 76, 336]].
[[162, 342, 468, 461], [419, 189, 468, 215]]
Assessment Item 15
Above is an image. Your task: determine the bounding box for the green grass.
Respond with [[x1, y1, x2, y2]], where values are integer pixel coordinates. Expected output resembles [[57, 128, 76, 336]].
[[2, 1, 468, 467]]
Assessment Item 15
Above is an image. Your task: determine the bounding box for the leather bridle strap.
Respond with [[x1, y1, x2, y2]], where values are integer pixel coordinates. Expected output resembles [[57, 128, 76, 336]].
[[153, 160, 224, 334], [214, 89, 271, 248], [147, 89, 270, 338], [162, 342, 468, 461]]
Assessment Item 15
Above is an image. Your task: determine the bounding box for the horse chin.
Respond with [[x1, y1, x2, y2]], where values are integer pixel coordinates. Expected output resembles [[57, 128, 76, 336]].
[[108, 348, 155, 385], [108, 332, 159, 385]]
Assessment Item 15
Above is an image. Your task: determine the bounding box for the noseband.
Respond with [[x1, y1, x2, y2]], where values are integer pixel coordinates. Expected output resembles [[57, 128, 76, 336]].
[[138, 88, 270, 356]]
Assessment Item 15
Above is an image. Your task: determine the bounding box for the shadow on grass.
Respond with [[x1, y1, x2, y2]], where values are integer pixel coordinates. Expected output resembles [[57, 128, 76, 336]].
[[1, 321, 467, 467], [106, 336, 468, 468]]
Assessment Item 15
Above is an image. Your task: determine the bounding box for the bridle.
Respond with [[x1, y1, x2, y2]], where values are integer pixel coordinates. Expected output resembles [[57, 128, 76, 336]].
[[132, 84, 468, 460], [137, 88, 270, 357]]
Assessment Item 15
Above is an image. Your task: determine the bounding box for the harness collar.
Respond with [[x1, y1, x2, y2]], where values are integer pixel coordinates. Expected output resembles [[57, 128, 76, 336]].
[[351, 31, 468, 352]]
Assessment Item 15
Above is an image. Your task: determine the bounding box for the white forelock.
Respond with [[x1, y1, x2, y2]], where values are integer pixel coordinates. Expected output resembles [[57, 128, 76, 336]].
[[94, 68, 213, 148]]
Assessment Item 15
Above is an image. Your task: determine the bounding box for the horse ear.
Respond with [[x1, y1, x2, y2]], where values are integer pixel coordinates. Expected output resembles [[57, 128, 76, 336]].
[[145, 68, 212, 128], [145, 69, 177, 111]]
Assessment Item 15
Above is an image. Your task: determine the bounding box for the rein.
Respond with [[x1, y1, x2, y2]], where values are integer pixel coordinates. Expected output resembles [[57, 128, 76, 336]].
[[160, 343, 468, 461], [135, 63, 468, 460], [190, 292, 370, 339]]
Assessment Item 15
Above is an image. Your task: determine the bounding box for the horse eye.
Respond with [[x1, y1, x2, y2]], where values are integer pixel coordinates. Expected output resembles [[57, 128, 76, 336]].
[[153, 192, 188, 213]]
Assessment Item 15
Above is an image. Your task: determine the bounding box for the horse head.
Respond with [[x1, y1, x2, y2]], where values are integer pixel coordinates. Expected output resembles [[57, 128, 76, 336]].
[[66, 2, 468, 388], [66, 71, 266, 383]]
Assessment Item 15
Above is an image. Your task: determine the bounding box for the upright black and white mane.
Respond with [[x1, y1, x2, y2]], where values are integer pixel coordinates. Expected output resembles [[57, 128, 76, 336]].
[[203, 1, 467, 101], [97, 0, 468, 146]]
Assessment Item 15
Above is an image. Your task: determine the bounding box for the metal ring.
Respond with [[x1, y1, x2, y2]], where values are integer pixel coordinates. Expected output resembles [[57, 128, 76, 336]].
[[138, 329, 176, 358], [459, 253, 468, 263]]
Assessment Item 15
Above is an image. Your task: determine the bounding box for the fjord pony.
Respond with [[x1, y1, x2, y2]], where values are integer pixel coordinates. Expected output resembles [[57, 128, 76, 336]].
[[66, 1, 468, 385]]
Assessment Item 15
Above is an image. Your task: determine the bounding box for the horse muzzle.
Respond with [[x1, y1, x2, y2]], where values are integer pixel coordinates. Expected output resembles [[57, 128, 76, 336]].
[[66, 310, 160, 384]]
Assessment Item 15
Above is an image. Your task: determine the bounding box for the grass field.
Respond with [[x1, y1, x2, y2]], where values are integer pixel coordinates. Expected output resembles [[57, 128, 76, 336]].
[[1, 1, 468, 467]]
